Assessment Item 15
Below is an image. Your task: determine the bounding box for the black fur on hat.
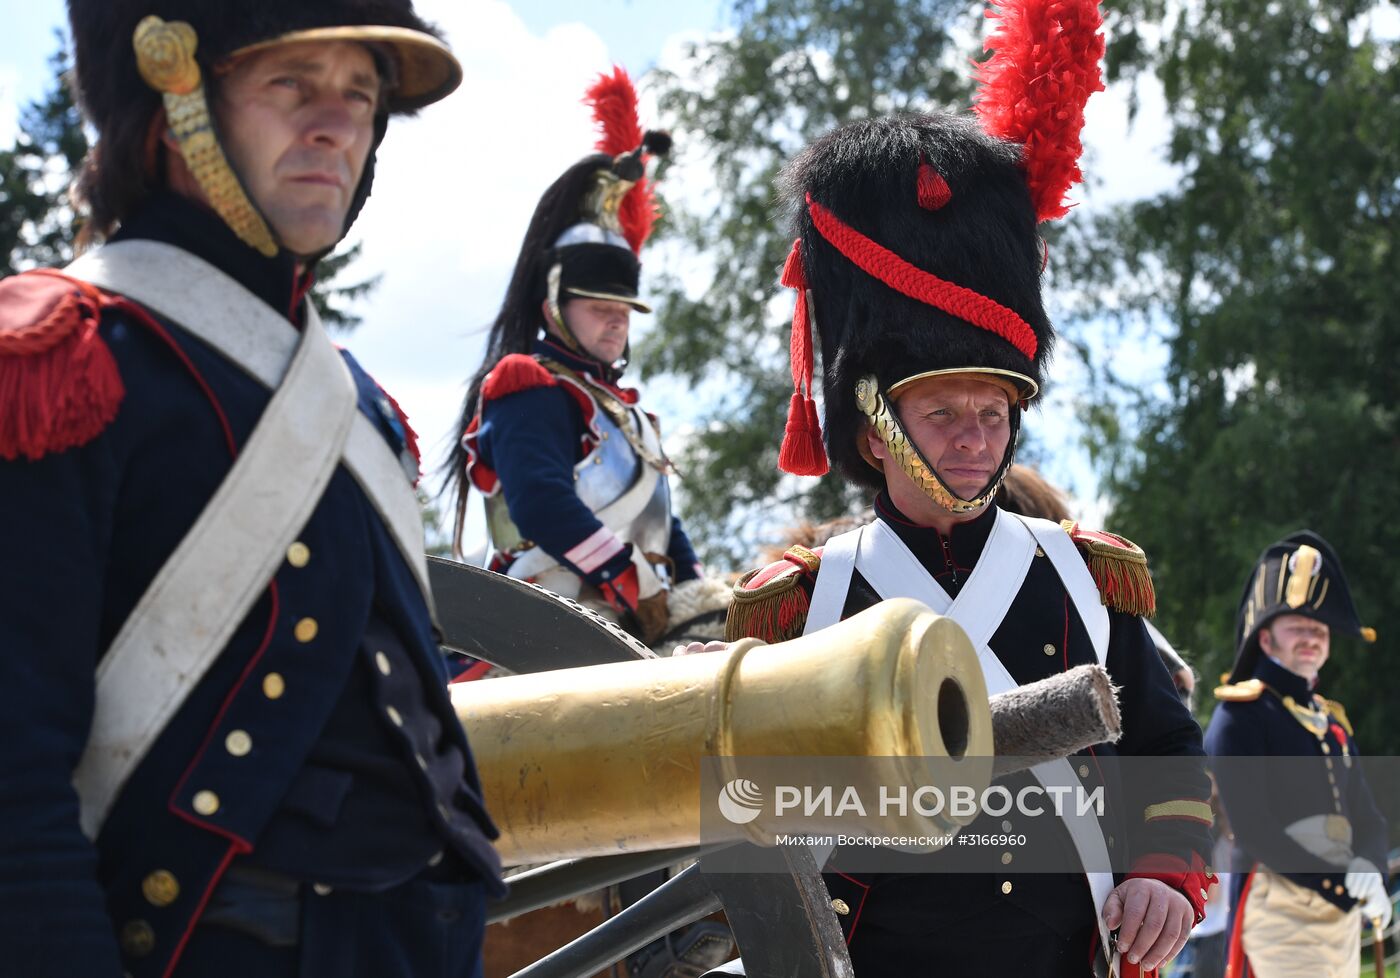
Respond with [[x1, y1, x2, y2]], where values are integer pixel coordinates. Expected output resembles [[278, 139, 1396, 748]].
[[779, 113, 1054, 490]]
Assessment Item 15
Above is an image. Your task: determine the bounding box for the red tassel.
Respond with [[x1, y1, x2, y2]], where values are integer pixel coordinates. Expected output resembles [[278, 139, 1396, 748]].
[[781, 238, 807, 289], [916, 161, 952, 210], [776, 239, 827, 476], [778, 392, 828, 477], [0, 272, 125, 461]]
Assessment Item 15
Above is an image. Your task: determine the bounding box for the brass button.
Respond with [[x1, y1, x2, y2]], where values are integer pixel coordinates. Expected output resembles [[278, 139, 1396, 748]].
[[1001, 852, 1013, 865], [1078, 764, 1090, 778], [375, 651, 392, 676], [1001, 881, 1013, 895], [313, 883, 334, 896], [225, 730, 253, 757], [1335, 884, 1346, 896], [831, 898, 851, 915], [387, 705, 404, 727], [120, 920, 156, 958], [286, 542, 311, 568], [593, 456, 603, 465], [1043, 644, 1056, 656], [1323, 879, 1331, 888], [429, 850, 445, 867], [142, 870, 180, 907], [263, 673, 286, 699], [1321, 743, 1331, 754], [1035, 547, 1046, 557], [192, 790, 220, 816], [294, 617, 319, 643]]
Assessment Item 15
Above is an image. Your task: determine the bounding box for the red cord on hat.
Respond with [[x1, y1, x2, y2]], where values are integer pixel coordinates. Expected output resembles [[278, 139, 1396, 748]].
[[777, 240, 829, 477], [806, 193, 1038, 360]]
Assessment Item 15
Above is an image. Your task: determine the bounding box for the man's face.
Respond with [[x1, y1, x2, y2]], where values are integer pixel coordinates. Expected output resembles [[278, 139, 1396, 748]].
[[215, 41, 381, 257], [557, 298, 632, 364], [1259, 614, 1331, 681], [868, 374, 1013, 518]]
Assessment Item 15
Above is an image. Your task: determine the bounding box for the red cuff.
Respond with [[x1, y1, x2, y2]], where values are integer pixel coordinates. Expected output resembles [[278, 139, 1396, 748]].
[[597, 563, 640, 615], [1127, 851, 1216, 924]]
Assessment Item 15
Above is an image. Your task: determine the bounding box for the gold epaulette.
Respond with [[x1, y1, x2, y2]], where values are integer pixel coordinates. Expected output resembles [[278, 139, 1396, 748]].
[[1320, 697, 1354, 736], [1214, 678, 1266, 702], [1059, 520, 1156, 618], [724, 545, 821, 644]]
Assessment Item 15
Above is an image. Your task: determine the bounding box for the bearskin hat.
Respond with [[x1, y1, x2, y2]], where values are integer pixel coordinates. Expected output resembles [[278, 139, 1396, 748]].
[[781, 114, 1052, 488], [772, 0, 1104, 488]]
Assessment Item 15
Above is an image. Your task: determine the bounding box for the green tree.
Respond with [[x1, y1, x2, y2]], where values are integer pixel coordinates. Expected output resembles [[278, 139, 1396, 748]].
[[1, 37, 378, 326], [646, 0, 982, 567], [1059, 0, 1400, 760], [1, 40, 87, 276]]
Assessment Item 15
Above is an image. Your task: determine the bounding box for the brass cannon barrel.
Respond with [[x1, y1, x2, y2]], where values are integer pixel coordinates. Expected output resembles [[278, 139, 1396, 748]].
[[452, 598, 993, 866]]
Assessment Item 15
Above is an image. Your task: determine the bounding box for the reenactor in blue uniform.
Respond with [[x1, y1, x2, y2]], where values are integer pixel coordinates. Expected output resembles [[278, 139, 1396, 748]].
[[721, 0, 1215, 973], [447, 69, 701, 646], [0, 3, 502, 976], [1205, 531, 1390, 978]]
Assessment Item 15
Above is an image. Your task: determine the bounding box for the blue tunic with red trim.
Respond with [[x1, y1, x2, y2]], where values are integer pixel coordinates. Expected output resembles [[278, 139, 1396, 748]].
[[1204, 654, 1389, 972], [0, 193, 503, 978], [464, 337, 700, 589], [727, 495, 1215, 977]]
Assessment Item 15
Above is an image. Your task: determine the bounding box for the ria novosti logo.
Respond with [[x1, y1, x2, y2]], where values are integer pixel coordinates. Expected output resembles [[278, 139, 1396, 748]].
[[717, 778, 764, 824]]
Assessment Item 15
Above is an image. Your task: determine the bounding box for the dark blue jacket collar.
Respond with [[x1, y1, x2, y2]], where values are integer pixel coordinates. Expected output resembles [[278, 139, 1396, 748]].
[[111, 191, 310, 325], [534, 336, 625, 386], [1254, 653, 1318, 700]]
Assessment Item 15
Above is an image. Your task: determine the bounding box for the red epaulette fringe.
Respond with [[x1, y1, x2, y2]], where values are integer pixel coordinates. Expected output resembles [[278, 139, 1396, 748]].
[[1061, 520, 1156, 617], [481, 354, 557, 401], [0, 270, 125, 461], [724, 546, 822, 643]]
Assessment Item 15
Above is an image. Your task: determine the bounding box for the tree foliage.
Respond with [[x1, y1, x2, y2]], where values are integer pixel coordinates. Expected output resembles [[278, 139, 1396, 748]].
[[1059, 0, 1400, 757], [647, 0, 982, 567], [1, 37, 377, 327], [1, 41, 87, 276]]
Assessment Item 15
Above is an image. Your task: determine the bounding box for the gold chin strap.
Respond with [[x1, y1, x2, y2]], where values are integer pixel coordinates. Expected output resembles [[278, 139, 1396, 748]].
[[133, 17, 278, 258], [855, 375, 1007, 515], [544, 263, 584, 354]]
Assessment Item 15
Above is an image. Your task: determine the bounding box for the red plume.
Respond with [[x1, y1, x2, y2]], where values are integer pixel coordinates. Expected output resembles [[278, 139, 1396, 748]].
[[584, 66, 658, 254], [973, 0, 1106, 222]]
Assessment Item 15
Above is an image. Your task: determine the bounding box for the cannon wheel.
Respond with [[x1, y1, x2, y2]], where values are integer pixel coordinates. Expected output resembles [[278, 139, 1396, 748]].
[[429, 557, 854, 978]]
